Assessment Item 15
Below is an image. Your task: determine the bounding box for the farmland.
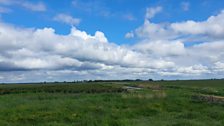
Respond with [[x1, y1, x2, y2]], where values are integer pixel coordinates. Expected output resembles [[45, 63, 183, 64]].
[[0, 79, 224, 126]]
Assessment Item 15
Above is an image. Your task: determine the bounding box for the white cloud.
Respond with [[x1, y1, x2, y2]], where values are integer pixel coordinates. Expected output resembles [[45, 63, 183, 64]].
[[21, 2, 46, 12], [171, 11, 224, 38], [160, 64, 210, 76], [1, 8, 224, 82], [0, 21, 171, 71], [125, 32, 134, 38], [177, 64, 210, 75], [130, 10, 224, 41], [124, 9, 224, 79], [53, 13, 81, 26], [133, 20, 175, 40], [0, 20, 178, 82], [145, 6, 162, 19], [134, 40, 186, 56], [69, 27, 107, 42], [214, 62, 224, 72], [0, 0, 46, 12]]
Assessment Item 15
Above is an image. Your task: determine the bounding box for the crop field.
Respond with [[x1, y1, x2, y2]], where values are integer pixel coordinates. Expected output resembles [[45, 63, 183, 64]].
[[0, 79, 224, 126]]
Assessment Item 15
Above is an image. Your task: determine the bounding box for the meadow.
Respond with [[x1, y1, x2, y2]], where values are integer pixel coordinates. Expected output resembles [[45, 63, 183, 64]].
[[0, 79, 224, 126]]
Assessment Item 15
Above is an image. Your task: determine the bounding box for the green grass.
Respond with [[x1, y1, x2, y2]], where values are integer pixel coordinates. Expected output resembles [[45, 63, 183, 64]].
[[0, 80, 224, 126]]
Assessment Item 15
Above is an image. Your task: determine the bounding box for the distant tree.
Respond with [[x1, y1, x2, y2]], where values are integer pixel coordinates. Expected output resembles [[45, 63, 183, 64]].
[[122, 79, 132, 82], [135, 79, 142, 81], [148, 79, 153, 81]]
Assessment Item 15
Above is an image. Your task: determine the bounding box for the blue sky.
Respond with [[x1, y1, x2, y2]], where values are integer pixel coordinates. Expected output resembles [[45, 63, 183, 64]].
[[2, 0, 224, 44], [0, 0, 224, 82]]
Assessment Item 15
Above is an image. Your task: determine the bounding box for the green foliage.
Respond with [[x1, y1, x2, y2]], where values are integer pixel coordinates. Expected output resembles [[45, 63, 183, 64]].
[[0, 80, 224, 126]]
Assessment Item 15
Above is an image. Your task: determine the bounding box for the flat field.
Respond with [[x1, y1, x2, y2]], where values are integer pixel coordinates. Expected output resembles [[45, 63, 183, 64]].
[[0, 80, 224, 126]]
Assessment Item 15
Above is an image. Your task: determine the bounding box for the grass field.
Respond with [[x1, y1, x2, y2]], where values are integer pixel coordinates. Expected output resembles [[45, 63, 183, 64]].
[[1, 80, 224, 126]]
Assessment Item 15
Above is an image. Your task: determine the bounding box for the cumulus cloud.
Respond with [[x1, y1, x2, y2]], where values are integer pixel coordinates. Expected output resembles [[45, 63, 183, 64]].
[[53, 13, 81, 26], [133, 20, 175, 40], [214, 62, 224, 72], [125, 32, 134, 38], [145, 6, 162, 19], [125, 9, 224, 79], [134, 40, 186, 57], [1, 8, 224, 82], [130, 10, 224, 41], [0, 19, 178, 82], [0, 21, 173, 71], [171, 11, 224, 38]]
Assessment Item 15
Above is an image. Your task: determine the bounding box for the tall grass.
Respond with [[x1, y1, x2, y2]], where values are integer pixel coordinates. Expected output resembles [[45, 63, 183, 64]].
[[0, 80, 224, 126]]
